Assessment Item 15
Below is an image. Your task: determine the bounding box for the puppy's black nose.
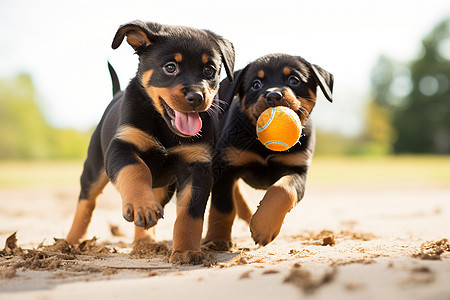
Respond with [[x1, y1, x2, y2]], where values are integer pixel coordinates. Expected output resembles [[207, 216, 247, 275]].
[[186, 91, 204, 109], [266, 91, 283, 105]]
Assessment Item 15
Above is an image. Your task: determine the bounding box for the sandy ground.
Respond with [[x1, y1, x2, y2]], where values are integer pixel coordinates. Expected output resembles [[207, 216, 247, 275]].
[[0, 159, 449, 300]]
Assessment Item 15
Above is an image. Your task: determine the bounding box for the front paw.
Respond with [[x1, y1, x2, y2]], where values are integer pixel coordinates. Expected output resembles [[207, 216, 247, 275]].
[[122, 199, 164, 229], [168, 249, 216, 266], [249, 209, 284, 246]]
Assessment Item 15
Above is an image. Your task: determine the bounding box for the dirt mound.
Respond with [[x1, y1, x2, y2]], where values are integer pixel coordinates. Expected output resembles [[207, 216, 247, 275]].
[[0, 233, 116, 276], [130, 240, 169, 258], [412, 238, 450, 260], [290, 229, 376, 246]]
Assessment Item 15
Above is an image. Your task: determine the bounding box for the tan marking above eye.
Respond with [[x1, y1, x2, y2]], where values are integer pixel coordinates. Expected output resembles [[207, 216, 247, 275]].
[[283, 67, 291, 76], [174, 53, 183, 63], [257, 70, 265, 78], [202, 54, 209, 64]]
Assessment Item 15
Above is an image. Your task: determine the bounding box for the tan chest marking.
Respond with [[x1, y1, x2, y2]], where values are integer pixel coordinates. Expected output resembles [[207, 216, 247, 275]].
[[168, 144, 212, 164], [224, 147, 312, 167], [115, 125, 163, 152], [224, 147, 265, 166], [269, 150, 312, 167]]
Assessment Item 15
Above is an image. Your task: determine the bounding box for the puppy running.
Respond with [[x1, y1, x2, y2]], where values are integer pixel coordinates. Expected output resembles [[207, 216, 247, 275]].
[[204, 53, 333, 249], [66, 20, 234, 265]]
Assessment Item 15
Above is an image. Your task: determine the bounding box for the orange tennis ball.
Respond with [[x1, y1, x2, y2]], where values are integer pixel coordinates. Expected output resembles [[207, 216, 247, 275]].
[[256, 106, 302, 151]]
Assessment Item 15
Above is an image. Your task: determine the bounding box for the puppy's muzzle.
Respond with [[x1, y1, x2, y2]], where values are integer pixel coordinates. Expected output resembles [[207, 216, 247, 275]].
[[186, 91, 204, 110]]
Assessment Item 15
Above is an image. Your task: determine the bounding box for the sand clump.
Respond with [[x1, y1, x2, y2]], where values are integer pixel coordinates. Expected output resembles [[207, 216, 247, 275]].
[[1, 231, 449, 298], [412, 238, 450, 260], [291, 229, 376, 247], [0, 232, 20, 257], [0, 232, 114, 275], [130, 240, 169, 258]]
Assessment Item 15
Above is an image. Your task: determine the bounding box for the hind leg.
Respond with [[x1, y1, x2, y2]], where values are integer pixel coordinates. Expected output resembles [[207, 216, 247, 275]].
[[203, 173, 237, 251], [169, 163, 213, 265], [133, 226, 155, 244], [233, 180, 252, 224], [67, 162, 109, 245]]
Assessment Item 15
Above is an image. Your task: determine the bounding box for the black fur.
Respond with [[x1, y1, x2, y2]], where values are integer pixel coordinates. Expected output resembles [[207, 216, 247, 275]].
[[70, 21, 235, 258], [210, 53, 333, 245], [107, 61, 121, 96]]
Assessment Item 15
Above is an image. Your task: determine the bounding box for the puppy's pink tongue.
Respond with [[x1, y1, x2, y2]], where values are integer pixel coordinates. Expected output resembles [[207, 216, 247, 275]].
[[174, 111, 202, 136]]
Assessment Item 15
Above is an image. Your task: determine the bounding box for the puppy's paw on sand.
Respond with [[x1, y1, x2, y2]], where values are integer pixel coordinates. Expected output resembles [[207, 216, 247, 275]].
[[250, 210, 282, 246]]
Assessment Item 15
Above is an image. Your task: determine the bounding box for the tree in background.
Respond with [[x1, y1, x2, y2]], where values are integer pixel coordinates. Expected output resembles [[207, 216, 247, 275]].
[[371, 18, 450, 154], [360, 100, 396, 154], [0, 74, 49, 159], [0, 74, 90, 160]]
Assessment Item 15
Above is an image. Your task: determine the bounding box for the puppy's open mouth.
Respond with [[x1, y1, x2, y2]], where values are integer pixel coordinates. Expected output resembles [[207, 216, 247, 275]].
[[161, 99, 202, 136]]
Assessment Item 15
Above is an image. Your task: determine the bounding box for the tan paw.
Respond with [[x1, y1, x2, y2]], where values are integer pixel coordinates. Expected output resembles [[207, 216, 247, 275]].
[[249, 209, 284, 246], [122, 198, 164, 229], [168, 249, 216, 266]]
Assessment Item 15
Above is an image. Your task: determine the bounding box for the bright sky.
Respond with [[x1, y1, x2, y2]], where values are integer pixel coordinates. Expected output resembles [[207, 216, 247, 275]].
[[1, 0, 449, 136]]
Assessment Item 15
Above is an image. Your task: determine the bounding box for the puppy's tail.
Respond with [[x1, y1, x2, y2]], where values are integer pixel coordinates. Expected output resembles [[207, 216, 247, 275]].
[[107, 61, 121, 96]]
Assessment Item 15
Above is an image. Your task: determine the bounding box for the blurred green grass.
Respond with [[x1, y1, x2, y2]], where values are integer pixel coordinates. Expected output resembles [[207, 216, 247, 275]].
[[309, 155, 450, 186], [0, 160, 83, 187], [0, 156, 449, 188]]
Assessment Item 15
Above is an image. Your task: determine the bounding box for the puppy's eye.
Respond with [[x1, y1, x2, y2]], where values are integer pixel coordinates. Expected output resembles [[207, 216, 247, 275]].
[[203, 65, 216, 77], [251, 79, 262, 90], [288, 76, 300, 86], [164, 62, 178, 75]]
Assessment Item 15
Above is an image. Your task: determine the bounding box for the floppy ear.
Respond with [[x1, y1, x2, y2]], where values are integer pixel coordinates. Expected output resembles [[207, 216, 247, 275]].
[[111, 20, 154, 51], [216, 38, 235, 82], [221, 67, 248, 101], [216, 66, 248, 112], [206, 31, 235, 82], [310, 64, 334, 102]]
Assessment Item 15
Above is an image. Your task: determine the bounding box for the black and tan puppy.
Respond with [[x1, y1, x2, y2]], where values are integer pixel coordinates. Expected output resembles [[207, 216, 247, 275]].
[[204, 54, 333, 249], [66, 20, 234, 264]]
